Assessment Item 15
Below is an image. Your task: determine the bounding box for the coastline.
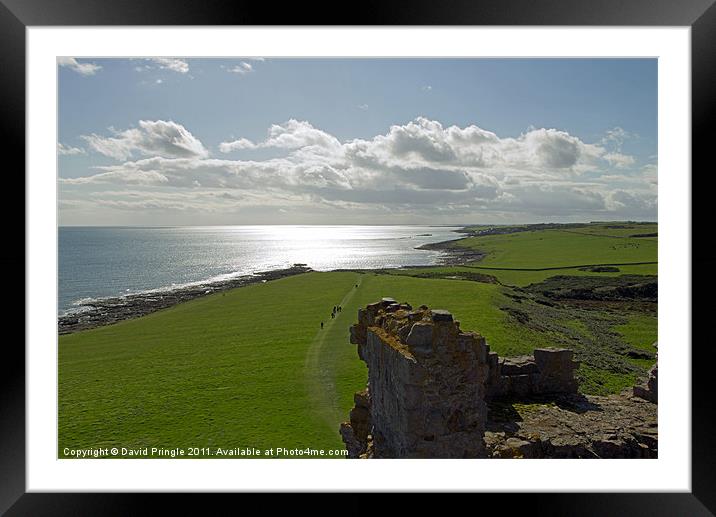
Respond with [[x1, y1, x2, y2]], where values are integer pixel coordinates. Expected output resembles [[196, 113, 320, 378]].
[[414, 237, 485, 265], [58, 229, 476, 335], [58, 265, 313, 335]]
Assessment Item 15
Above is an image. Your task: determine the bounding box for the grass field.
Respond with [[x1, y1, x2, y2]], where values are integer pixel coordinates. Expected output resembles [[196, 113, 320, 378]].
[[458, 229, 657, 268], [450, 223, 657, 286], [58, 222, 658, 457]]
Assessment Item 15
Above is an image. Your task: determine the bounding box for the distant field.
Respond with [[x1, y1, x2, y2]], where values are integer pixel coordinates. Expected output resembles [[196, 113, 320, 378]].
[[450, 223, 657, 286], [457, 228, 657, 268]]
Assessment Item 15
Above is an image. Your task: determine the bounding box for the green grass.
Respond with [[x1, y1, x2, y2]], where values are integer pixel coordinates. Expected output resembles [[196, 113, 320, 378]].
[[446, 223, 657, 286], [576, 364, 639, 397], [559, 223, 657, 239], [614, 313, 658, 352], [59, 271, 363, 457], [59, 271, 547, 457], [613, 313, 658, 370], [457, 228, 657, 268]]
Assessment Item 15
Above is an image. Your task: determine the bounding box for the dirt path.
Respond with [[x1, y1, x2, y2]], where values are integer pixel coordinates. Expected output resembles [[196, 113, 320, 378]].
[[304, 274, 366, 432]]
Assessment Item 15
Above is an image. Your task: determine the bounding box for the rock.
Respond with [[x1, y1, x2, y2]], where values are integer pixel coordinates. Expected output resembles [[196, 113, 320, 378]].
[[505, 437, 534, 457], [405, 322, 433, 354], [430, 309, 453, 322], [349, 406, 372, 440], [533, 348, 574, 368], [500, 356, 539, 375], [485, 393, 658, 459], [354, 389, 370, 409], [339, 422, 365, 458], [633, 354, 657, 403]]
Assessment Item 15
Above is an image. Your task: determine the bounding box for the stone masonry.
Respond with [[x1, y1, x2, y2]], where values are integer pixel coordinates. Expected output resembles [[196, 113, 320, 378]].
[[341, 298, 490, 458], [485, 348, 580, 400]]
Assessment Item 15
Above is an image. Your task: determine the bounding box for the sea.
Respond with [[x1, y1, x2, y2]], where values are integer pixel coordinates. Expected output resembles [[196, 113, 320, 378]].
[[58, 225, 463, 315]]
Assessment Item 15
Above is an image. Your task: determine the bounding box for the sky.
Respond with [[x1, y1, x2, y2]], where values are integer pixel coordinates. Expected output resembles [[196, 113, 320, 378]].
[[58, 58, 657, 226]]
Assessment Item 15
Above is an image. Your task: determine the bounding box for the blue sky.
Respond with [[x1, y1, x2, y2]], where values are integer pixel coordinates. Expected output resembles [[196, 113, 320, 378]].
[[58, 58, 657, 225]]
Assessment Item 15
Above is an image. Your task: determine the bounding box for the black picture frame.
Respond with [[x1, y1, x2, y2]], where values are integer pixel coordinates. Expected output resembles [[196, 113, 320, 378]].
[[4, 0, 713, 513]]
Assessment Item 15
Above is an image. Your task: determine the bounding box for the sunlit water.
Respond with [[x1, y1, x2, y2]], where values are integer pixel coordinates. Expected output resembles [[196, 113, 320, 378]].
[[58, 225, 462, 314]]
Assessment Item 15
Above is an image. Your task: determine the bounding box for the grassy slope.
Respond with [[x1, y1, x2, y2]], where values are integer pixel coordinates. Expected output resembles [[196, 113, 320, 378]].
[[59, 271, 540, 456], [59, 271, 361, 456]]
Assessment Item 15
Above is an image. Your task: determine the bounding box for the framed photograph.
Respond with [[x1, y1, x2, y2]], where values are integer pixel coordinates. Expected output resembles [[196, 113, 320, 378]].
[[7, 0, 713, 513]]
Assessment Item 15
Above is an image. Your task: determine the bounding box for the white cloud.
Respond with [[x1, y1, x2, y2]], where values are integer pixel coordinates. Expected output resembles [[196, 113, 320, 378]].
[[64, 117, 653, 219], [58, 57, 102, 76], [62, 168, 169, 186], [340, 118, 606, 175], [603, 152, 636, 168], [149, 58, 189, 74], [58, 143, 85, 156], [601, 126, 636, 151], [218, 138, 255, 153], [605, 189, 657, 213], [227, 62, 253, 74], [641, 163, 658, 185], [220, 120, 341, 152], [81, 120, 209, 161]]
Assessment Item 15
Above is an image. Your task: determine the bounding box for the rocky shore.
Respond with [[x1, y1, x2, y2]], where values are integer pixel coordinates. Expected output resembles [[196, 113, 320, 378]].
[[415, 237, 485, 265], [58, 265, 313, 335]]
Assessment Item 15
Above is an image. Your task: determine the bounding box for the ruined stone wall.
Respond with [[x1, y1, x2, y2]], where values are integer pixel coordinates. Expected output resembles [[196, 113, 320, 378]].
[[340, 299, 657, 459], [341, 298, 489, 458], [485, 348, 579, 400]]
